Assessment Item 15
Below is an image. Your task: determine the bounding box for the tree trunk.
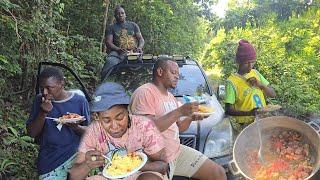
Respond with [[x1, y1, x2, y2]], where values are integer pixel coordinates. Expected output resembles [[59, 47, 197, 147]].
[[100, 0, 110, 53]]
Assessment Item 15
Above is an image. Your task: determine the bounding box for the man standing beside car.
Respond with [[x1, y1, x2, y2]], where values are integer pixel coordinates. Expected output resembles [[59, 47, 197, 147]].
[[101, 5, 145, 80], [26, 67, 90, 179], [130, 58, 227, 180], [225, 39, 276, 133]]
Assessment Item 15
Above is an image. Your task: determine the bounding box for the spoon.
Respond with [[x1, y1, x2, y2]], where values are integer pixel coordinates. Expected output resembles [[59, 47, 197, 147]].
[[102, 154, 112, 166], [256, 104, 282, 165], [256, 117, 265, 165]]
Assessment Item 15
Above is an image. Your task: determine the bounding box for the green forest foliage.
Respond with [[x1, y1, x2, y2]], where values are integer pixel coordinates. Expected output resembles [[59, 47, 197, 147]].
[[201, 7, 320, 116], [0, 0, 209, 102], [0, 0, 319, 178], [0, 0, 210, 178]]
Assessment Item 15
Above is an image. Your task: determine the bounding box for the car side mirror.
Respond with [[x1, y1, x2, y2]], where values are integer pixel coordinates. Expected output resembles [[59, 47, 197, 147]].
[[217, 85, 225, 100]]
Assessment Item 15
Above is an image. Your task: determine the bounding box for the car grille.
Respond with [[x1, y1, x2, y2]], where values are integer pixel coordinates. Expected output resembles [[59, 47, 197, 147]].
[[179, 134, 197, 149]]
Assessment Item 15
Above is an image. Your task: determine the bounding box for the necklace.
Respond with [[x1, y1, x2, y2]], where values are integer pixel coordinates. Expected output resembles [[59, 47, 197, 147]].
[[101, 117, 131, 154]]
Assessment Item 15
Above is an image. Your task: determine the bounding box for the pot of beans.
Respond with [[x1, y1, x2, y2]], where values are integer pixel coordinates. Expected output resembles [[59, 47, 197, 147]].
[[228, 116, 320, 180]]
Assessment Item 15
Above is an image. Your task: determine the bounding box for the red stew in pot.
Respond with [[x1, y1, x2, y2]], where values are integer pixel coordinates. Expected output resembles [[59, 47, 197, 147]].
[[247, 129, 314, 180]]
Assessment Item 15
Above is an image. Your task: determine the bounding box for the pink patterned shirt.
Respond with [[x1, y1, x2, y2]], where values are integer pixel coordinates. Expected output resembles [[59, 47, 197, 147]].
[[78, 115, 164, 156]]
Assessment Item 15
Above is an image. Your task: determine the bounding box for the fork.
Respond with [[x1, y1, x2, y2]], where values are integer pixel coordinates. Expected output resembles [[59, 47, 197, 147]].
[[45, 117, 59, 120]]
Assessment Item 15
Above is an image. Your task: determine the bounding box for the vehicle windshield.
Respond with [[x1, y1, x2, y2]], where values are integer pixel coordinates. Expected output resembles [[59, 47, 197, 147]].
[[104, 63, 210, 96]]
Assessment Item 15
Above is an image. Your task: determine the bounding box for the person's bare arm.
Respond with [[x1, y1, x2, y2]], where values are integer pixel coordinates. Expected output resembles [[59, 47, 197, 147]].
[[69, 150, 105, 180], [176, 117, 192, 132], [144, 102, 199, 132], [140, 149, 168, 175], [176, 113, 207, 132], [134, 33, 145, 53], [247, 77, 276, 98], [69, 153, 91, 180], [27, 97, 52, 138], [27, 111, 46, 138], [225, 103, 256, 116], [143, 112, 178, 132], [106, 34, 126, 54], [259, 85, 276, 98], [65, 124, 87, 135]]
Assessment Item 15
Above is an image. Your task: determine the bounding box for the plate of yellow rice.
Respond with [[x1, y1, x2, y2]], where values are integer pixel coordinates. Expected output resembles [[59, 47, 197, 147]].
[[102, 152, 148, 179], [193, 105, 214, 116]]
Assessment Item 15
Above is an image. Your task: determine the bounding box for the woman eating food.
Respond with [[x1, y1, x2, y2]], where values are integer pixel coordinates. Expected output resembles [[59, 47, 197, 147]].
[[69, 82, 168, 180]]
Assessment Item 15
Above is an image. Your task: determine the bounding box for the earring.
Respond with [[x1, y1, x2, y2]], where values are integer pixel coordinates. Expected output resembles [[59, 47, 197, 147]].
[[92, 113, 99, 121]]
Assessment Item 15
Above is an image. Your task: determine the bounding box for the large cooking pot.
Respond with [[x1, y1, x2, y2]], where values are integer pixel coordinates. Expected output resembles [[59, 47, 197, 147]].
[[229, 116, 320, 179]]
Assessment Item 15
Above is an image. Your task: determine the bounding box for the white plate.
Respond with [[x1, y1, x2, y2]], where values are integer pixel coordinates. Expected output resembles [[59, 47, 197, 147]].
[[53, 116, 85, 124], [102, 152, 148, 179]]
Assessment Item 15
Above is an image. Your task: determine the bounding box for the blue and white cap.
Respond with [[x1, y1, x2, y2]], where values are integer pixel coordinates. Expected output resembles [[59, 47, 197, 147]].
[[90, 82, 130, 112]]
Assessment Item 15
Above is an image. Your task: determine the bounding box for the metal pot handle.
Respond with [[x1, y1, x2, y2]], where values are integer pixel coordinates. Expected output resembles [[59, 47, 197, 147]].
[[228, 160, 240, 175], [307, 121, 320, 134]]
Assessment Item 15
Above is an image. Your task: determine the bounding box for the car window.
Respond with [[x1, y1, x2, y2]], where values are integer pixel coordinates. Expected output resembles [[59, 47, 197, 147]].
[[105, 64, 153, 95], [171, 65, 210, 96], [104, 63, 210, 96]]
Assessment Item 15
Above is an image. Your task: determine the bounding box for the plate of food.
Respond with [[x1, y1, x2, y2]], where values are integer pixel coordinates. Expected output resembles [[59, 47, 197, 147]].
[[257, 104, 282, 113], [127, 52, 141, 56], [102, 152, 148, 179], [194, 105, 214, 116], [53, 113, 85, 124]]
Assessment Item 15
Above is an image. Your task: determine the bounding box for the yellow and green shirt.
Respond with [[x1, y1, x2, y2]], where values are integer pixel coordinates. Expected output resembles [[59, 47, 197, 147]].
[[225, 69, 269, 123]]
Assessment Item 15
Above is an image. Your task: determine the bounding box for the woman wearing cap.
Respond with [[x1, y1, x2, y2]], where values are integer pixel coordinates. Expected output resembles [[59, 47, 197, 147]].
[[225, 39, 276, 133], [69, 82, 167, 180]]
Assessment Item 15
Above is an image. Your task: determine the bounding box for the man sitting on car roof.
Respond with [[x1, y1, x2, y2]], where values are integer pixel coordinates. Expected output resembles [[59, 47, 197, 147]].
[[130, 58, 227, 180], [101, 5, 145, 80]]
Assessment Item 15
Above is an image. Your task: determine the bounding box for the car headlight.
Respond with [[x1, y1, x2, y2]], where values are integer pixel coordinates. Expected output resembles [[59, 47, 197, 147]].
[[203, 117, 233, 158]]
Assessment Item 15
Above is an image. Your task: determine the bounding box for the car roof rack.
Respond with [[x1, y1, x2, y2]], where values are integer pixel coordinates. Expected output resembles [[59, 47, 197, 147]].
[[126, 54, 156, 64], [125, 54, 189, 64]]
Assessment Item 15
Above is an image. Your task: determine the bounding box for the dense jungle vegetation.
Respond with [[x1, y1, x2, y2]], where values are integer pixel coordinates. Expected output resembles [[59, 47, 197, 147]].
[[1, 0, 319, 178]]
